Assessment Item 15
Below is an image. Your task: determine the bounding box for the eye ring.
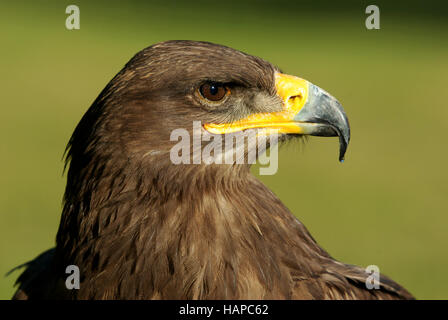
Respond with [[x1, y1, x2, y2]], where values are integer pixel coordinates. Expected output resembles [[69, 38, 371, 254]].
[[198, 82, 230, 102]]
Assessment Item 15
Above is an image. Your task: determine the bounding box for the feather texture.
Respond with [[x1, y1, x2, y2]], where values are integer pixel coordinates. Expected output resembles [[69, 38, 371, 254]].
[[12, 41, 413, 300]]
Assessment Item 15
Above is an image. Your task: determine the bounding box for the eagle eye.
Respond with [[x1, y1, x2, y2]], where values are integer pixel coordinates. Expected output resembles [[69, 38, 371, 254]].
[[198, 82, 229, 102]]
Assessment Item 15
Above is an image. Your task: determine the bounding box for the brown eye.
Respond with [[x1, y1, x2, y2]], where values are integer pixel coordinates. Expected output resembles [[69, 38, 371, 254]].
[[199, 83, 229, 102]]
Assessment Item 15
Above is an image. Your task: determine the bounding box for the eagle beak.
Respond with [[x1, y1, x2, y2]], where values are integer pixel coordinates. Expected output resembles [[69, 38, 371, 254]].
[[204, 73, 350, 161], [276, 73, 351, 162]]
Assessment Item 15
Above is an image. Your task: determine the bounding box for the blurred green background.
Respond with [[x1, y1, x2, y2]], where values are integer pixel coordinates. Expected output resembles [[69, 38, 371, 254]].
[[1, 0, 447, 299]]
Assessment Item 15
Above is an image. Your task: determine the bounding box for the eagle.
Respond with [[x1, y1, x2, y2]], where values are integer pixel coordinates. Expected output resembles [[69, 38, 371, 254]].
[[12, 40, 414, 300]]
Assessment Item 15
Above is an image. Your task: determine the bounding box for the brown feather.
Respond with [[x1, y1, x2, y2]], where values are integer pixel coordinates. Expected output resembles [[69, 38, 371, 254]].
[[11, 41, 414, 300]]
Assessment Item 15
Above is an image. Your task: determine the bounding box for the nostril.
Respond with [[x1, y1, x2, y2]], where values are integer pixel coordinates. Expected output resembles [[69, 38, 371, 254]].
[[289, 94, 303, 103]]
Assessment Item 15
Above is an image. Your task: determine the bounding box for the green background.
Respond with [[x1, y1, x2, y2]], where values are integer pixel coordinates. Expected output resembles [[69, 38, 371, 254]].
[[1, 0, 447, 299]]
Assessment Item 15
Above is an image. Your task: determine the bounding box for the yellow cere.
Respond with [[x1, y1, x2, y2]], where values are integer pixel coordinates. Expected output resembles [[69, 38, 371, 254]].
[[204, 73, 309, 134]]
